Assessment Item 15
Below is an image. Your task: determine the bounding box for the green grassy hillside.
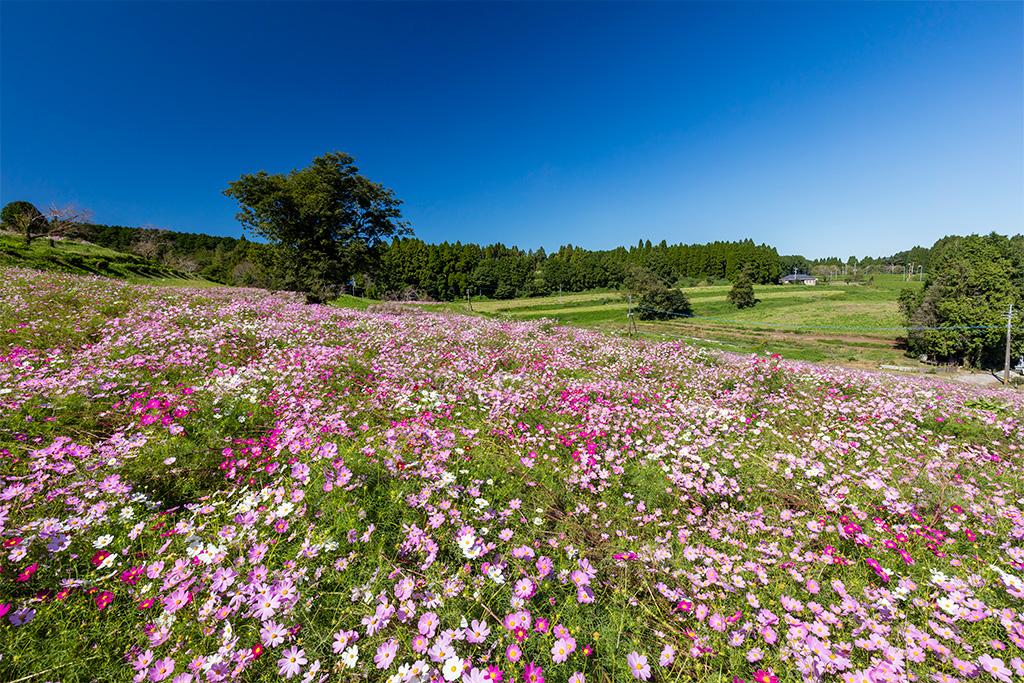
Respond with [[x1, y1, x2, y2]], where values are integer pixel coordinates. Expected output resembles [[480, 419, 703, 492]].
[[0, 233, 218, 286]]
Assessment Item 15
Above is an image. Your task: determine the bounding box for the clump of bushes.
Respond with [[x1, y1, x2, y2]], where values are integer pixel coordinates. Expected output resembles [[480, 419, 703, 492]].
[[637, 285, 692, 320]]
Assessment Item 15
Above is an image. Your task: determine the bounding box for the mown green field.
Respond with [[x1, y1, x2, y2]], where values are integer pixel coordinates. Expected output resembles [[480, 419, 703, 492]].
[[0, 233, 218, 286], [404, 276, 926, 367]]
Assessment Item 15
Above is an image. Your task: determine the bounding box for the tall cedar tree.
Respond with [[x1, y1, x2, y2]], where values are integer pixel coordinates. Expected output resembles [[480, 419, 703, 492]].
[[728, 270, 758, 309], [224, 152, 410, 301]]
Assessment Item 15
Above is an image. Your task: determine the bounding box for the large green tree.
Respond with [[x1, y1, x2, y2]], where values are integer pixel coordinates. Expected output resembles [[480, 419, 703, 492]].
[[1, 201, 47, 244], [900, 233, 1023, 368], [224, 152, 410, 301]]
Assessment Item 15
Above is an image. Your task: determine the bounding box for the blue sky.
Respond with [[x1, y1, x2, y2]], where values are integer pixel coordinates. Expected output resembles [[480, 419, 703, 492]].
[[2, 2, 1021, 258]]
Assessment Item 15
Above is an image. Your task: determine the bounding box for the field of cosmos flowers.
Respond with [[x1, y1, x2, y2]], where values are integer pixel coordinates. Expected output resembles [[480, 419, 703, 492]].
[[2, 268, 1023, 683]]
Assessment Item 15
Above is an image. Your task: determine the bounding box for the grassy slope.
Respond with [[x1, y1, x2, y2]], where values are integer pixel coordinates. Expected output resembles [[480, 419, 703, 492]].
[[0, 233, 219, 286]]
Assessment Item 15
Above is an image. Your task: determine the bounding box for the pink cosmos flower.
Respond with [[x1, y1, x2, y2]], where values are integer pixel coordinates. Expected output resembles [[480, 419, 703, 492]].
[[277, 645, 306, 679], [467, 618, 491, 643], [627, 652, 651, 680], [374, 639, 398, 669], [149, 657, 175, 682], [261, 620, 287, 648], [978, 654, 1012, 683], [418, 610, 439, 637], [551, 638, 574, 663], [513, 578, 536, 600]]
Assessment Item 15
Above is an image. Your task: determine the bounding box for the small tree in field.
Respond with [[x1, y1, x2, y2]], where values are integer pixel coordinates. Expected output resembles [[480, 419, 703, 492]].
[[728, 269, 758, 309], [224, 152, 410, 302], [2, 201, 48, 245]]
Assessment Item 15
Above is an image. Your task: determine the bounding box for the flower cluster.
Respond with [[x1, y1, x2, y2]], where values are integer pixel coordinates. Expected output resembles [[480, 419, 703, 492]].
[[0, 268, 1022, 683]]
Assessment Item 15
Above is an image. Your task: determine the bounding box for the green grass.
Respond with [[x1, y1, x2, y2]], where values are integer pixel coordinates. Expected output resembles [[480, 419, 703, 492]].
[[0, 232, 218, 286], [411, 275, 926, 368], [329, 293, 377, 310]]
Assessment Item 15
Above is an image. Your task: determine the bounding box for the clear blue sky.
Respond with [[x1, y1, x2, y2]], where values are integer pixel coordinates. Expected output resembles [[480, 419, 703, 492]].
[[2, 2, 1021, 258]]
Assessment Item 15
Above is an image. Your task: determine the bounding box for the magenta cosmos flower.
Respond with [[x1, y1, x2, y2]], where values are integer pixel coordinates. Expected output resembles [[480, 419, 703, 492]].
[[523, 661, 545, 683]]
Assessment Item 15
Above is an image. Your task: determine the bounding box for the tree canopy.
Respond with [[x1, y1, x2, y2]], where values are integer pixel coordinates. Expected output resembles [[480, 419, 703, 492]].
[[637, 286, 693, 321], [900, 233, 1023, 368], [1, 201, 47, 243], [224, 152, 410, 300]]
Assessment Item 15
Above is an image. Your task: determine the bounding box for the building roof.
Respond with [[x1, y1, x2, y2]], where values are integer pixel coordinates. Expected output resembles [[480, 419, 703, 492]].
[[780, 273, 817, 282]]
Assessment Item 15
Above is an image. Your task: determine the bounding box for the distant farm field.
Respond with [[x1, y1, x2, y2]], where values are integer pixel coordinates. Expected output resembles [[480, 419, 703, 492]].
[[416, 275, 925, 367]]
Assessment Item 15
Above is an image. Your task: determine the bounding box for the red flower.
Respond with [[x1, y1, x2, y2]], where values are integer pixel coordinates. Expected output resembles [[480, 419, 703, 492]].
[[138, 598, 155, 610], [753, 670, 778, 683], [3, 536, 22, 548], [251, 643, 265, 659], [91, 550, 110, 567]]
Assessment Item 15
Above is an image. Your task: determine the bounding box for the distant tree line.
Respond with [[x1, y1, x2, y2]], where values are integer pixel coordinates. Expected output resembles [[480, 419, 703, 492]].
[[369, 238, 782, 301]]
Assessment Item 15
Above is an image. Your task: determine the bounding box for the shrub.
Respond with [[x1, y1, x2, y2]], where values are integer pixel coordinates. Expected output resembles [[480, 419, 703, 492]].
[[637, 286, 692, 320]]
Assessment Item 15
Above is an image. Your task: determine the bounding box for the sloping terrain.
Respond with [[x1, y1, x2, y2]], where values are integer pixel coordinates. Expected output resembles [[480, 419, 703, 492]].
[[1, 268, 1022, 682]]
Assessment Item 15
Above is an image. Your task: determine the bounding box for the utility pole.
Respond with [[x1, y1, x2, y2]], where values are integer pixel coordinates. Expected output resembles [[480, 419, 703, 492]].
[[1005, 302, 1014, 385]]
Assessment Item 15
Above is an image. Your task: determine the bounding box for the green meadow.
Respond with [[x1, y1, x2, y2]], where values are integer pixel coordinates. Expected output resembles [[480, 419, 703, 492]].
[[401, 275, 926, 367]]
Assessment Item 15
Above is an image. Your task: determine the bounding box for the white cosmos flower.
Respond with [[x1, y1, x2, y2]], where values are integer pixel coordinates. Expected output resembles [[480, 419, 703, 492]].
[[93, 534, 113, 549], [442, 657, 463, 682]]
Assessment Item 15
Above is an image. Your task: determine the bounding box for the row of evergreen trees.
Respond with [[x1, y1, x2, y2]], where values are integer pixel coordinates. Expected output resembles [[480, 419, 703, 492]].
[[371, 238, 781, 300]]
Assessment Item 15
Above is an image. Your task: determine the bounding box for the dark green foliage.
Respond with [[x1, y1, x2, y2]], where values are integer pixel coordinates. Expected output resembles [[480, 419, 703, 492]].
[[224, 152, 410, 300], [371, 237, 782, 300], [728, 270, 758, 309], [637, 286, 693, 320], [901, 233, 1023, 367], [779, 254, 810, 276], [1, 200, 47, 243]]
